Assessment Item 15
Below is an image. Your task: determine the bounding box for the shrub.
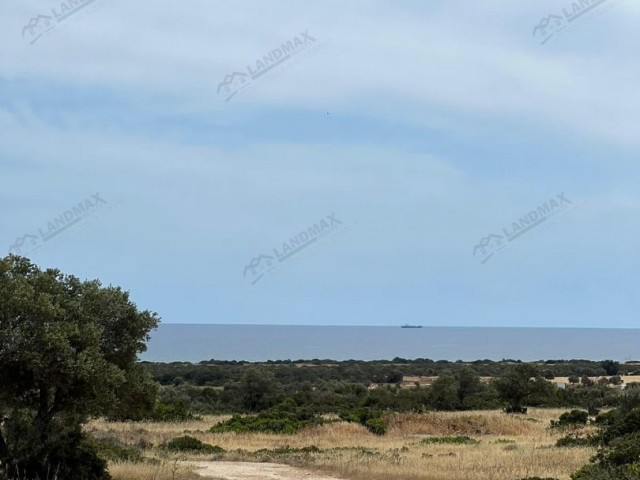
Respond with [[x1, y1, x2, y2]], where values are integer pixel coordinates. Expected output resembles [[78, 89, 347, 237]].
[[211, 402, 322, 434], [164, 436, 224, 454], [339, 408, 387, 435], [421, 436, 480, 445], [569, 407, 640, 479], [594, 432, 640, 467], [504, 406, 528, 414], [571, 463, 640, 480], [364, 417, 387, 436], [254, 445, 321, 455], [551, 410, 589, 429], [92, 437, 143, 462], [556, 435, 594, 448], [0, 417, 110, 480]]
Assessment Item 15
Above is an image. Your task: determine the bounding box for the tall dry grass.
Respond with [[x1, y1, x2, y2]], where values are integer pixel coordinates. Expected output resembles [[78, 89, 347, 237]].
[[107, 461, 202, 480], [92, 408, 593, 480]]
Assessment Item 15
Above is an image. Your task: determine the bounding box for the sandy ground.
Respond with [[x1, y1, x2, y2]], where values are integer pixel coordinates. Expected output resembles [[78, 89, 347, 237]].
[[188, 461, 345, 480]]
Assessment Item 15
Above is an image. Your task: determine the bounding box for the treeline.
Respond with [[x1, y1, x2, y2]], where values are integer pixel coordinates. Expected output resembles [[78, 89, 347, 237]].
[[143, 358, 636, 387], [141, 359, 638, 416]]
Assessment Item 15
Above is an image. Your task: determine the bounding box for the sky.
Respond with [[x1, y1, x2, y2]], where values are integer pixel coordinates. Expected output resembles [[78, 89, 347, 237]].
[[1, 0, 639, 328]]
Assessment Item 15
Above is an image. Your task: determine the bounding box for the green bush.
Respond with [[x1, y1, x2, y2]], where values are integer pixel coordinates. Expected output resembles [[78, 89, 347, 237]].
[[364, 417, 387, 436], [211, 402, 323, 435], [594, 432, 640, 467], [92, 437, 143, 462], [164, 436, 224, 454], [569, 407, 640, 479], [556, 435, 594, 448], [571, 463, 640, 480], [0, 416, 110, 480], [551, 410, 589, 429], [339, 408, 387, 435], [254, 445, 321, 455], [421, 436, 480, 445]]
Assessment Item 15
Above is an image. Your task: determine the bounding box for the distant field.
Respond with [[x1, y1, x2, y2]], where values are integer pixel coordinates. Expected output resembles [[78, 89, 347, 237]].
[[366, 374, 640, 391], [90, 408, 592, 480]]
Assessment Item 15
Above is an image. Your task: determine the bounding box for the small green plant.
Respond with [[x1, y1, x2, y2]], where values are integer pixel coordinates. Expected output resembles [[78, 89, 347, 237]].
[[421, 436, 480, 445], [254, 445, 321, 455], [164, 435, 224, 454]]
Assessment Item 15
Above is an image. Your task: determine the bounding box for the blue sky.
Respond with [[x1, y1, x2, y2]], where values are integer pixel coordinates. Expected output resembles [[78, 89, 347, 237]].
[[1, 0, 639, 327]]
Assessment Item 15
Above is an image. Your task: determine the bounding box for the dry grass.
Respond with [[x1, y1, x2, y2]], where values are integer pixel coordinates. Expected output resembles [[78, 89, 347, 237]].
[[90, 409, 594, 480], [107, 461, 201, 480]]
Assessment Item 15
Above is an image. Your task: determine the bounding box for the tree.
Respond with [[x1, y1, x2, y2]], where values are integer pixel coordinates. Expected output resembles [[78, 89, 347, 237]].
[[609, 375, 623, 386], [600, 360, 620, 376], [0, 256, 159, 480], [455, 367, 483, 404], [386, 371, 404, 384], [494, 364, 553, 412], [428, 373, 460, 410], [239, 369, 280, 412]]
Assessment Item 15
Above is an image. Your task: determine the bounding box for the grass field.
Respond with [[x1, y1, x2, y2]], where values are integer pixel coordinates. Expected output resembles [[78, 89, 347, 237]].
[[89, 408, 593, 480]]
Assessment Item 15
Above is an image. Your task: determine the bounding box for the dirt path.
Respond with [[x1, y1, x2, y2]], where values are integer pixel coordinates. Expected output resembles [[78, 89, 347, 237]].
[[188, 461, 346, 480]]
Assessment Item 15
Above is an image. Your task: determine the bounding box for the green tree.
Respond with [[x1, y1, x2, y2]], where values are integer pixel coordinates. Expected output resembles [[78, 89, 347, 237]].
[[0, 256, 159, 480], [107, 364, 159, 421], [494, 364, 553, 412], [455, 367, 483, 404], [600, 360, 620, 376], [239, 369, 280, 412], [428, 373, 460, 410], [386, 371, 404, 384]]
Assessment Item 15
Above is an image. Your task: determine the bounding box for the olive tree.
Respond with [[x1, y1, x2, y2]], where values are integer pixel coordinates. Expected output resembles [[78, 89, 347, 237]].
[[0, 256, 159, 480]]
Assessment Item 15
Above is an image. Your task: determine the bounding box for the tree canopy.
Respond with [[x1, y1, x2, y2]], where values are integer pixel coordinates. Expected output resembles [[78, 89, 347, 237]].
[[0, 255, 159, 480]]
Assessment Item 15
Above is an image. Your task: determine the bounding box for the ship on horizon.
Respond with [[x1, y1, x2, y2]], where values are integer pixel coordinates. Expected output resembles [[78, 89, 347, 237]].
[[401, 324, 423, 329]]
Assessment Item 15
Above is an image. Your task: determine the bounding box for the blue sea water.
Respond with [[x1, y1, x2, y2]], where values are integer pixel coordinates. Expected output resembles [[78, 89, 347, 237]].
[[141, 324, 640, 363]]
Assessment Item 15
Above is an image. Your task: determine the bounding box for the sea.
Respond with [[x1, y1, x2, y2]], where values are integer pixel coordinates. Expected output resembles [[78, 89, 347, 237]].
[[141, 324, 640, 363]]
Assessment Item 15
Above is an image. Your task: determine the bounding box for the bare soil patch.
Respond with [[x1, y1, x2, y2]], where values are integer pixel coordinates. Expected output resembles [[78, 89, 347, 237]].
[[188, 461, 345, 480]]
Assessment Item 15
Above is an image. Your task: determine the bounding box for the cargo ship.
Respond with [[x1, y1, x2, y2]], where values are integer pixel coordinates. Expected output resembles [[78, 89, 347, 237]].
[[401, 324, 423, 328]]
